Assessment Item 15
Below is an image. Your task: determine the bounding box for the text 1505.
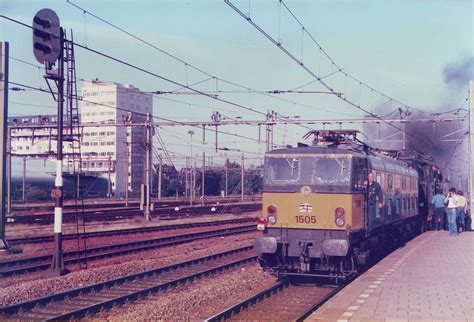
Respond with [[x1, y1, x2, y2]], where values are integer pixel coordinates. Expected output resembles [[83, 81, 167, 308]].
[[295, 215, 316, 224]]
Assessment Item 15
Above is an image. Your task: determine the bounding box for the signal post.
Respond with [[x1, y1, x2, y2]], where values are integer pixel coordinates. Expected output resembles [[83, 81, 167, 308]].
[[32, 9, 67, 276]]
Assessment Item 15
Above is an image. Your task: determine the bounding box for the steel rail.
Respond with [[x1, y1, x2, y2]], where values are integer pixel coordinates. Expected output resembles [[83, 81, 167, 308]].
[[0, 224, 256, 277], [206, 280, 290, 321], [11, 196, 261, 212], [206, 282, 344, 322], [7, 217, 255, 244], [7, 202, 261, 224], [0, 246, 257, 320]]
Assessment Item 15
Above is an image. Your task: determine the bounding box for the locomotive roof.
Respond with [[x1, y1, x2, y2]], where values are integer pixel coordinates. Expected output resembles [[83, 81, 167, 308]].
[[265, 146, 365, 156], [265, 146, 418, 176]]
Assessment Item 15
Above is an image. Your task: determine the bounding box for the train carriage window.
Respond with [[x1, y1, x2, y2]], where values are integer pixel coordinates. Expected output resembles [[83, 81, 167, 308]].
[[375, 172, 382, 184], [352, 158, 366, 191], [411, 198, 415, 210], [387, 199, 393, 216], [356, 171, 365, 191], [388, 174, 393, 190], [403, 198, 407, 211], [396, 197, 401, 215]]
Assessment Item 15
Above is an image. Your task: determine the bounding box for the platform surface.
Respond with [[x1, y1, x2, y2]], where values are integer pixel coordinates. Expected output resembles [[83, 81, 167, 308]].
[[308, 231, 474, 321]]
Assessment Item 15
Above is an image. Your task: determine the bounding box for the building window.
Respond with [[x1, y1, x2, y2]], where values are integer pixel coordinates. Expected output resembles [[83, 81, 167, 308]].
[[375, 172, 381, 184]]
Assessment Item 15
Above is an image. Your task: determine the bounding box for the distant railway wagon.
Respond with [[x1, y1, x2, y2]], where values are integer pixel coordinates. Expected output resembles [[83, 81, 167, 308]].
[[254, 130, 440, 280], [10, 173, 109, 200]]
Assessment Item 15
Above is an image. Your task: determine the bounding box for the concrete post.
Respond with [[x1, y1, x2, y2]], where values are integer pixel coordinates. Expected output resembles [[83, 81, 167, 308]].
[[0, 42, 10, 251], [469, 80, 474, 230]]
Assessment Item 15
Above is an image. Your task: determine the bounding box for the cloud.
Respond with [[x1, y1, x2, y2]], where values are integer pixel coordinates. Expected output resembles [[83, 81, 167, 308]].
[[443, 56, 474, 89]]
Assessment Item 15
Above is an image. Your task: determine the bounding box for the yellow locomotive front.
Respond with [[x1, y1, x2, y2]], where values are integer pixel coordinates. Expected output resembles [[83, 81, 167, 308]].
[[255, 147, 366, 279]]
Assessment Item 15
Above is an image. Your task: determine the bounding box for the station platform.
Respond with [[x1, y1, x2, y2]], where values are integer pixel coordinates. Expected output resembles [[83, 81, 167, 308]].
[[309, 231, 474, 321]]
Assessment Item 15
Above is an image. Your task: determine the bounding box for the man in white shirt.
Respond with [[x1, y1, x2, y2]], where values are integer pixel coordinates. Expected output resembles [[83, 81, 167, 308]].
[[445, 187, 459, 236]]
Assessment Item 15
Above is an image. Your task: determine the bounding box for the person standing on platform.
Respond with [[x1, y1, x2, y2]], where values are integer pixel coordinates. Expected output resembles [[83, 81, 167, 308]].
[[431, 190, 446, 231], [465, 209, 472, 231], [456, 190, 467, 233], [367, 172, 384, 229], [445, 188, 459, 236]]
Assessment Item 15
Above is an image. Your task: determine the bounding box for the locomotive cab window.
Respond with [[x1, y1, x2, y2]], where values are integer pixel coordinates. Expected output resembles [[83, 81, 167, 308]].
[[311, 155, 351, 186], [264, 157, 301, 183], [264, 155, 352, 189]]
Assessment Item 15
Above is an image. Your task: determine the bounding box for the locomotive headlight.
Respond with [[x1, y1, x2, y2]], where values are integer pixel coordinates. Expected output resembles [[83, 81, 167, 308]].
[[268, 215, 277, 225], [257, 216, 266, 231], [335, 217, 345, 226], [335, 206, 346, 227], [267, 204, 277, 225]]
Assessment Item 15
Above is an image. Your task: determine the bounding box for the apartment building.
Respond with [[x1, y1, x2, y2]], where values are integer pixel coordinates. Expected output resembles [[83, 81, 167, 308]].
[[80, 79, 153, 196]]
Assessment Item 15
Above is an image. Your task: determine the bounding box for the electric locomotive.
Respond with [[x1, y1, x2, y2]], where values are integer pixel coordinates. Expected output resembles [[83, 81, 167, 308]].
[[254, 130, 435, 280]]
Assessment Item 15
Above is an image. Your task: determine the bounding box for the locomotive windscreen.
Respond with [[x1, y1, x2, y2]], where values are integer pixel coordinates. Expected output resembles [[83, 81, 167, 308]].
[[264, 155, 352, 189]]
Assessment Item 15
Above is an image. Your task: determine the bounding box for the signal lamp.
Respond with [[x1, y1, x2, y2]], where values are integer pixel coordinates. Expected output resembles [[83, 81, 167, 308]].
[[335, 206, 345, 227], [267, 204, 277, 214]]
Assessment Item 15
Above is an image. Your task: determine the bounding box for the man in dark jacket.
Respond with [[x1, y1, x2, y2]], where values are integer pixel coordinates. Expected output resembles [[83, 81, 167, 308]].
[[367, 172, 384, 229]]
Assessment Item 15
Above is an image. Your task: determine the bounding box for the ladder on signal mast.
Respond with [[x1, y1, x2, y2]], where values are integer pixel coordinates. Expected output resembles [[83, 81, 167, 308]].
[[65, 30, 88, 269]]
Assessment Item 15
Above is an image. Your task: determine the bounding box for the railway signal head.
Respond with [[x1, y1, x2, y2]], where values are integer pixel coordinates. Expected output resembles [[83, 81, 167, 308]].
[[32, 8, 61, 65]]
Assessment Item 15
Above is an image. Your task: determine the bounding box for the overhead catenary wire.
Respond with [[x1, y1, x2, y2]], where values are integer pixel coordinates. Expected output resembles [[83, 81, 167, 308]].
[[276, 0, 432, 117], [65, 1, 358, 119], [8, 80, 290, 151], [224, 0, 432, 142], [26, 13, 318, 134]]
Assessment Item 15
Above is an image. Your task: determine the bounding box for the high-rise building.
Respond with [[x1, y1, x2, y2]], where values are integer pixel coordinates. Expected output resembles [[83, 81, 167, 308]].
[[80, 79, 153, 196]]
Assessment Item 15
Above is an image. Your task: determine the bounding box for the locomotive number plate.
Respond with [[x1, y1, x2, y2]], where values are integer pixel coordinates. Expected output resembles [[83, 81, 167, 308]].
[[295, 215, 316, 224]]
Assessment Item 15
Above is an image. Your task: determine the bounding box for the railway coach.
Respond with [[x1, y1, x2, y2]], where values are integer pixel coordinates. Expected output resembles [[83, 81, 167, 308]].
[[254, 130, 438, 280]]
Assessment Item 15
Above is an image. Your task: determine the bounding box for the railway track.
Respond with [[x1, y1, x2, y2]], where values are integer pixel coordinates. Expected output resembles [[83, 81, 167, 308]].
[[7, 217, 255, 245], [0, 224, 256, 277], [207, 281, 344, 321], [0, 246, 257, 320], [7, 202, 261, 225], [11, 196, 261, 213]]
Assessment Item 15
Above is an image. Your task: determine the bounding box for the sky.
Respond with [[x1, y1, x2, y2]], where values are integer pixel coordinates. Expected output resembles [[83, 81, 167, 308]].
[[0, 0, 472, 180]]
